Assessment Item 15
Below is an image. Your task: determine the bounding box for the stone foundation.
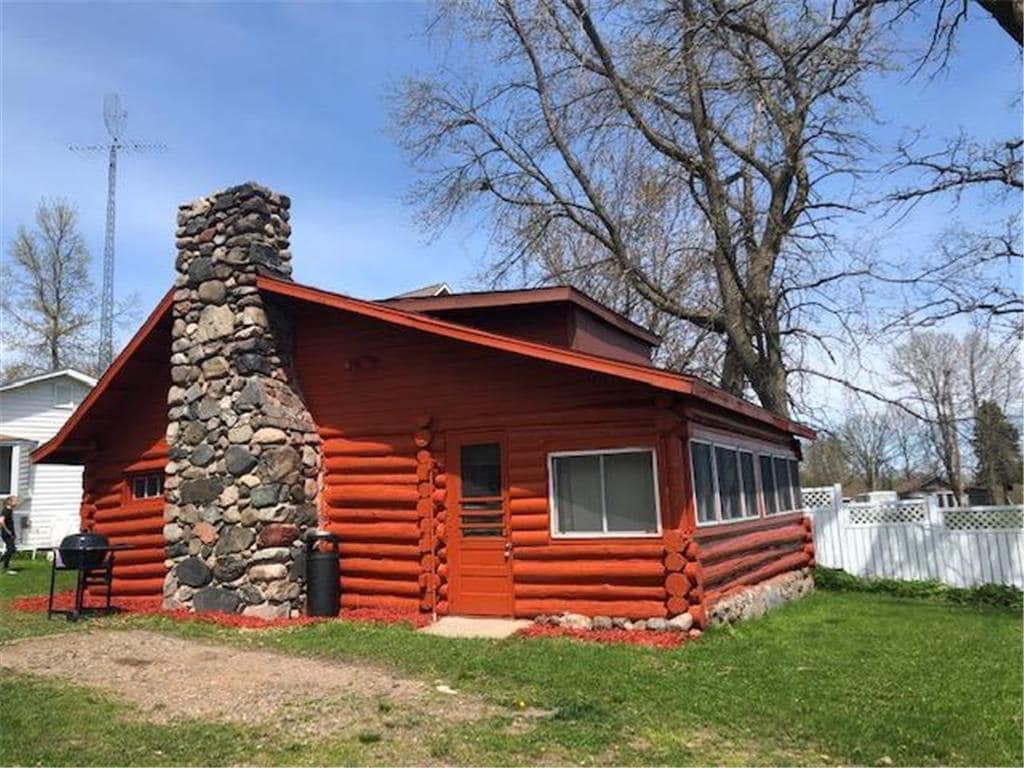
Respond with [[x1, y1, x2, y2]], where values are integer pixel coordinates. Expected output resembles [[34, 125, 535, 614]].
[[163, 182, 321, 616], [707, 568, 814, 626]]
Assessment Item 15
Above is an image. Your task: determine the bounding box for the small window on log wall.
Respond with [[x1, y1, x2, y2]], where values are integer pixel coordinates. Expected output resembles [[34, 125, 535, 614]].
[[131, 473, 164, 500], [550, 449, 660, 536]]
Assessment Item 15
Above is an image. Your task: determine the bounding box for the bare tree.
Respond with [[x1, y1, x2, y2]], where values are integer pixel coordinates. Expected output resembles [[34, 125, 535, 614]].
[[394, 0, 916, 417], [1, 199, 98, 374], [889, 328, 1020, 503], [837, 408, 897, 492]]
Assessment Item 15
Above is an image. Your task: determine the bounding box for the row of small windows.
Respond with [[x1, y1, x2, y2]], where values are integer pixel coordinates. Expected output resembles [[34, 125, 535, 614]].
[[690, 440, 801, 525]]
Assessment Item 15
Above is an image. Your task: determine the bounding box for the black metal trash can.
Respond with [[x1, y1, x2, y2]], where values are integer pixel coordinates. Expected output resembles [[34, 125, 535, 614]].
[[306, 531, 341, 617]]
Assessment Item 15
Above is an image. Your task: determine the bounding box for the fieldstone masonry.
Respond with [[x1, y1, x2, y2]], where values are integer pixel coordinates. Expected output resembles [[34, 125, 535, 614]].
[[162, 182, 322, 617]]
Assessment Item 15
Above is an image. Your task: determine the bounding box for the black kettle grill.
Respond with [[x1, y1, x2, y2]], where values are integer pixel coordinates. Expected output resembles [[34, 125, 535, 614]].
[[47, 532, 117, 621]]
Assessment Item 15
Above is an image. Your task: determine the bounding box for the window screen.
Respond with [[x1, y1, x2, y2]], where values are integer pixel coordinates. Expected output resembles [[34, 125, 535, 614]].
[[460, 443, 501, 498], [690, 442, 716, 524], [774, 456, 793, 511], [788, 459, 802, 511], [0, 446, 12, 495], [740, 451, 758, 518], [715, 447, 743, 520], [552, 450, 658, 535], [759, 455, 778, 515]]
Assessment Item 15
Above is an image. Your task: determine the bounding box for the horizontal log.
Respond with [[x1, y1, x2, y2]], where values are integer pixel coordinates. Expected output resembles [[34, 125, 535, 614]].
[[704, 551, 810, 604], [322, 438, 413, 458], [514, 598, 667, 620], [513, 543, 665, 560], [105, 533, 165, 548], [93, 506, 163, 524], [509, 514, 548, 532], [323, 521, 420, 542], [510, 530, 549, 547], [91, 492, 123, 508], [509, 497, 548, 515], [324, 508, 418, 523], [123, 456, 167, 473], [113, 562, 166, 579], [338, 542, 421, 558], [324, 485, 420, 506], [340, 592, 420, 611], [324, 473, 418, 488], [340, 576, 422, 597], [695, 512, 805, 544], [111, 547, 166, 566], [340, 558, 421, 578], [93, 518, 162, 537], [514, 559, 664, 581], [323, 454, 418, 473], [703, 540, 805, 587], [106, 577, 165, 596], [699, 524, 806, 564], [514, 583, 667, 600]]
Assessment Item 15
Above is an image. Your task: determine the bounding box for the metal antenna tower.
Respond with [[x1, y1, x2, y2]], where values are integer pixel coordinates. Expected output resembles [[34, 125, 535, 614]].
[[70, 94, 164, 372]]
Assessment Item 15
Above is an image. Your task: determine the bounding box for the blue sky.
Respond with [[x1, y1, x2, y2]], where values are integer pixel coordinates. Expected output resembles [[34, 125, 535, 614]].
[[1, 2, 1019, 359]]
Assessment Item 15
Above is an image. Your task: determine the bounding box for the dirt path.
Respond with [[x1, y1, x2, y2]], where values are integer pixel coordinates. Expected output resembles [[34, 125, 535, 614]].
[[0, 629, 491, 736]]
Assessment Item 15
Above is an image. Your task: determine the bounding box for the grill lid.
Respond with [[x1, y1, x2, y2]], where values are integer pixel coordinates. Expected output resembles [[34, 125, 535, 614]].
[[59, 532, 110, 551]]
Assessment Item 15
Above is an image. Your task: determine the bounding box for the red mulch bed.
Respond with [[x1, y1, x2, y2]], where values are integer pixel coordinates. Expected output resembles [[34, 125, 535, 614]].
[[518, 624, 689, 648], [9, 591, 430, 629]]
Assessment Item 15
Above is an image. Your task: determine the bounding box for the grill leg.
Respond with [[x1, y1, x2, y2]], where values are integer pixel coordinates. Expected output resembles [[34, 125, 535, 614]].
[[105, 555, 113, 615], [70, 568, 85, 622], [47, 558, 58, 619]]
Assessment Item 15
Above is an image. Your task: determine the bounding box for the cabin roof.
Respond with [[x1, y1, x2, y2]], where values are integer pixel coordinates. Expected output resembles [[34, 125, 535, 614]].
[[33, 278, 813, 463], [384, 285, 661, 347]]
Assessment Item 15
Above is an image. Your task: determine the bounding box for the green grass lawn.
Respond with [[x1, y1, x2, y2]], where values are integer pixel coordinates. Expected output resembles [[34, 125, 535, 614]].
[[1, 556, 1021, 766]]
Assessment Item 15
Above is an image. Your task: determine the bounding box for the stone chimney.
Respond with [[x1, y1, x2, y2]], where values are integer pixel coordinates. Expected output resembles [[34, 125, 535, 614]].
[[163, 183, 321, 618]]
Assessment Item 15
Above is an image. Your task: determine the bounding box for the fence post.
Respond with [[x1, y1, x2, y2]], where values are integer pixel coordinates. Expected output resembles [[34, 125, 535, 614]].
[[831, 483, 845, 570]]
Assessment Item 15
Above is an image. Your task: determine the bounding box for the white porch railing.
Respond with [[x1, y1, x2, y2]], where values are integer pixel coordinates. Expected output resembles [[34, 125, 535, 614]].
[[803, 484, 1024, 588]]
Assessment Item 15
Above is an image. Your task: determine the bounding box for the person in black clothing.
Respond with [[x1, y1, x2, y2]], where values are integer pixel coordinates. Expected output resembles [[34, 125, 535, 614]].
[[1, 496, 18, 572]]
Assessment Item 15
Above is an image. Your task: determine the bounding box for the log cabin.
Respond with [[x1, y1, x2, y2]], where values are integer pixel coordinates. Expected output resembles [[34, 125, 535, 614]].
[[33, 183, 816, 628]]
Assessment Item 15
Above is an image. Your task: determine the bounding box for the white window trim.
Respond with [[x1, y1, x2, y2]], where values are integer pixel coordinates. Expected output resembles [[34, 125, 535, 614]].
[[548, 447, 663, 539], [692, 439, 762, 528], [0, 443, 21, 498]]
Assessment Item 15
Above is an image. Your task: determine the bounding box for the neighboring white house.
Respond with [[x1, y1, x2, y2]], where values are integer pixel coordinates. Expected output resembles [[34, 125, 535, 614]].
[[0, 369, 96, 550]]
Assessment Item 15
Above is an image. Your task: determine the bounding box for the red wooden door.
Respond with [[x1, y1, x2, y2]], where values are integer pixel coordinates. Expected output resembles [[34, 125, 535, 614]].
[[448, 435, 513, 616]]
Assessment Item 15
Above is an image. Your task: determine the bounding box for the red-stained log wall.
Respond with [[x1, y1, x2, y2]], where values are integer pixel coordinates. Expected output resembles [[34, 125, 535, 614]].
[[79, 329, 170, 597], [293, 302, 681, 620]]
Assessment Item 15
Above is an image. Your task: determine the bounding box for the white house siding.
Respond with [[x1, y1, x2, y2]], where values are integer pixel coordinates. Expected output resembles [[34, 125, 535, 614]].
[[0, 374, 93, 548]]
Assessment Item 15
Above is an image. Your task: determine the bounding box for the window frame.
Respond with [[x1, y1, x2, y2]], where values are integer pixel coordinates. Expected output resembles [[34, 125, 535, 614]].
[[691, 438, 762, 527], [759, 452, 804, 516], [0, 443, 21, 498], [52, 379, 76, 409], [548, 447, 663, 539], [128, 472, 165, 502]]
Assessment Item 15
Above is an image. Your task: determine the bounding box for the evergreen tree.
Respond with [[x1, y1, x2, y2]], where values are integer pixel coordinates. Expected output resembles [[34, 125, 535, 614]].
[[973, 401, 1023, 505]]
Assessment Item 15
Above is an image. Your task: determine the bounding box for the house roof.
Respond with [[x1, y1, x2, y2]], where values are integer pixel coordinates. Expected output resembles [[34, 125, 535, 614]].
[[384, 285, 662, 347], [33, 278, 813, 463], [389, 282, 452, 299], [0, 433, 34, 444], [0, 369, 97, 393]]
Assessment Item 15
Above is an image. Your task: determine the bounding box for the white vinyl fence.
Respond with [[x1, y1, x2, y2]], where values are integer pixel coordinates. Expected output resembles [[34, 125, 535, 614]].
[[803, 485, 1024, 588]]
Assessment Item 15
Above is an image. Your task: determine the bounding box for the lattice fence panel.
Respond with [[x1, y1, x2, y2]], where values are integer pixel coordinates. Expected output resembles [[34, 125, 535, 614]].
[[943, 506, 1024, 531], [847, 502, 927, 526], [802, 486, 836, 510]]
